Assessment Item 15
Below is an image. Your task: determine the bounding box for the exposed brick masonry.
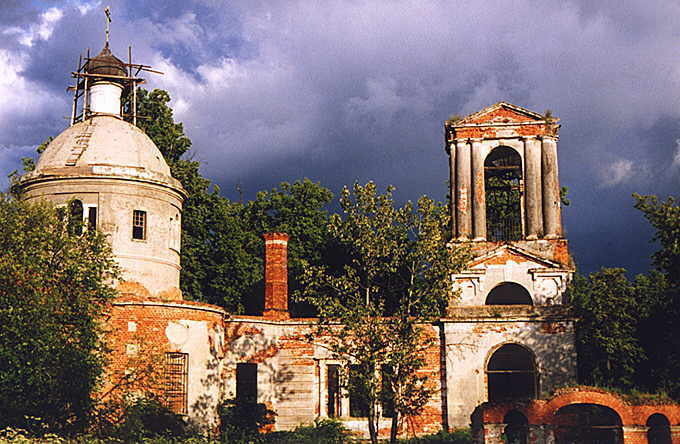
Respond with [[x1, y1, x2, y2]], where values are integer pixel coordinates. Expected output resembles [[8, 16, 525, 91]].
[[263, 233, 290, 319]]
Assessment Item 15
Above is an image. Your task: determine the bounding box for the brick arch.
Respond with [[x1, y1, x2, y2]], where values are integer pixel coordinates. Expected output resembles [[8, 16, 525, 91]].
[[541, 390, 633, 425]]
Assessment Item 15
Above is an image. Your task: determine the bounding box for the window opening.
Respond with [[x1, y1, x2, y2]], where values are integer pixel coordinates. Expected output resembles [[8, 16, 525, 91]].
[[486, 282, 533, 305], [349, 364, 370, 418], [487, 344, 536, 401], [380, 365, 395, 418], [647, 413, 671, 444], [68, 200, 84, 235], [485, 147, 523, 241], [87, 206, 97, 231], [554, 404, 623, 444], [164, 352, 188, 415], [504, 410, 528, 444], [327, 364, 341, 417], [132, 210, 146, 240], [236, 363, 258, 403]]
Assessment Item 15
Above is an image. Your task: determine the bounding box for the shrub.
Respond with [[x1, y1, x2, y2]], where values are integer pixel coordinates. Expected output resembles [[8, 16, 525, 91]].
[[261, 419, 350, 443], [399, 428, 473, 444], [109, 397, 188, 442], [218, 399, 275, 442]]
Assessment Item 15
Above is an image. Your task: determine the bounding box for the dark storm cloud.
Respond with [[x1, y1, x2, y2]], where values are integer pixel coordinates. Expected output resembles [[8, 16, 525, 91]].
[[1, 0, 679, 273]]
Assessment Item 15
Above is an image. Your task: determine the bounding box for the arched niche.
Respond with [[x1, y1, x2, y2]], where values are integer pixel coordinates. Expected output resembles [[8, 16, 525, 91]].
[[486, 343, 537, 401], [484, 146, 522, 242], [554, 403, 623, 444], [647, 413, 671, 444], [485, 282, 533, 305]]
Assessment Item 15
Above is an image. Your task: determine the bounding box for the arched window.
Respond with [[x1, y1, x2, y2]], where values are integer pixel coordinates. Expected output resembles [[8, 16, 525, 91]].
[[647, 413, 671, 444], [485, 147, 522, 241], [67, 199, 84, 235], [487, 344, 536, 401], [486, 282, 533, 305], [554, 404, 623, 444], [504, 410, 528, 444]]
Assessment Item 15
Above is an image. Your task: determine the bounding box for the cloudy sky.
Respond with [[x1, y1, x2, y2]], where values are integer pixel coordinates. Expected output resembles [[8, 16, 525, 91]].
[[1, 0, 679, 275]]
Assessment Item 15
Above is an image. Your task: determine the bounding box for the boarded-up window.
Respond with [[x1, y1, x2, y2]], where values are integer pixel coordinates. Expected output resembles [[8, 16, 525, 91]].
[[132, 210, 146, 240], [236, 363, 258, 403], [165, 352, 188, 414]]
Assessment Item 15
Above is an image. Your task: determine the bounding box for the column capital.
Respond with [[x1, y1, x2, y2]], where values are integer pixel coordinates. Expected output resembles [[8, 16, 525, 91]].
[[521, 135, 538, 141], [468, 137, 484, 143], [538, 134, 559, 141]]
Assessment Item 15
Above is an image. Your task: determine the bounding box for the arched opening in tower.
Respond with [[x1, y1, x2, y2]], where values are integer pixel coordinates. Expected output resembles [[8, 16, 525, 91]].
[[647, 413, 672, 444], [485, 282, 533, 305], [486, 343, 537, 401], [554, 404, 623, 444], [484, 146, 522, 242]]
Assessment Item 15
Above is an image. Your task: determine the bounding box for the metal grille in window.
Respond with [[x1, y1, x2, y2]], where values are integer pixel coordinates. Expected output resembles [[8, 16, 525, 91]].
[[132, 210, 146, 240], [164, 352, 188, 414], [485, 147, 523, 242]]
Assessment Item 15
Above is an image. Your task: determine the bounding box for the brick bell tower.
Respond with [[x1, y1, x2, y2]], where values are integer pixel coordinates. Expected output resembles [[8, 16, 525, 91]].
[[440, 103, 576, 427], [444, 102, 573, 308]]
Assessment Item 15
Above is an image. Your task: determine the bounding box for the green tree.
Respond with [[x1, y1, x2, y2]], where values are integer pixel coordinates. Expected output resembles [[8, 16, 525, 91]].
[[633, 193, 680, 399], [568, 268, 648, 389], [132, 88, 258, 310], [297, 182, 468, 443], [0, 195, 118, 434], [134, 88, 336, 314], [243, 179, 335, 315]]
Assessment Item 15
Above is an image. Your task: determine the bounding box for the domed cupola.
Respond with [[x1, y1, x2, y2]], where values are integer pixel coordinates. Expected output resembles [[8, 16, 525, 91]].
[[18, 32, 187, 300], [86, 42, 127, 79]]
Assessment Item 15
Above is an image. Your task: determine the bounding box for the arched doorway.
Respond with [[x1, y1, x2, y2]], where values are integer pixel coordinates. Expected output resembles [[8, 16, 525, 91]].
[[486, 282, 533, 305], [503, 410, 528, 444], [485, 146, 523, 241], [647, 413, 671, 444], [487, 344, 537, 401], [554, 404, 623, 444]]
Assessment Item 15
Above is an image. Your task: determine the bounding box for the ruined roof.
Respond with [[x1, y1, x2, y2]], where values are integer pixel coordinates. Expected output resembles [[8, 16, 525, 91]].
[[448, 101, 557, 127], [22, 115, 182, 190]]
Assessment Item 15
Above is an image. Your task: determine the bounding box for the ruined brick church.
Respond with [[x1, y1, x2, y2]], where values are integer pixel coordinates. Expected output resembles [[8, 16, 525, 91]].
[[16, 40, 679, 443]]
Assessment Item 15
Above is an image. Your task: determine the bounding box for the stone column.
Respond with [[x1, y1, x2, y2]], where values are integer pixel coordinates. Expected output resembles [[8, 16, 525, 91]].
[[541, 136, 561, 238], [448, 143, 457, 238], [456, 139, 472, 240], [523, 136, 542, 239], [471, 138, 486, 241]]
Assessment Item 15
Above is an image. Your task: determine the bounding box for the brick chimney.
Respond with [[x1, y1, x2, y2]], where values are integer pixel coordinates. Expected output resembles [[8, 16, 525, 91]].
[[263, 233, 289, 319]]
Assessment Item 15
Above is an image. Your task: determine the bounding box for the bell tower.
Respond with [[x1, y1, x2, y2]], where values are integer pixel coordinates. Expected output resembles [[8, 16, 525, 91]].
[[445, 101, 562, 243], [444, 102, 573, 305], [444, 102, 570, 268], [440, 103, 576, 427]]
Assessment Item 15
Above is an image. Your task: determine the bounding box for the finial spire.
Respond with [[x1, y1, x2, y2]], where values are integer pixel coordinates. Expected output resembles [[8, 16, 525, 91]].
[[104, 6, 112, 45]]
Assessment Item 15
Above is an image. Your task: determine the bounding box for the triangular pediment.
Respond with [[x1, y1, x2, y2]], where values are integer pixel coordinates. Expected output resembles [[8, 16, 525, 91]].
[[467, 244, 561, 269], [455, 102, 552, 126]]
